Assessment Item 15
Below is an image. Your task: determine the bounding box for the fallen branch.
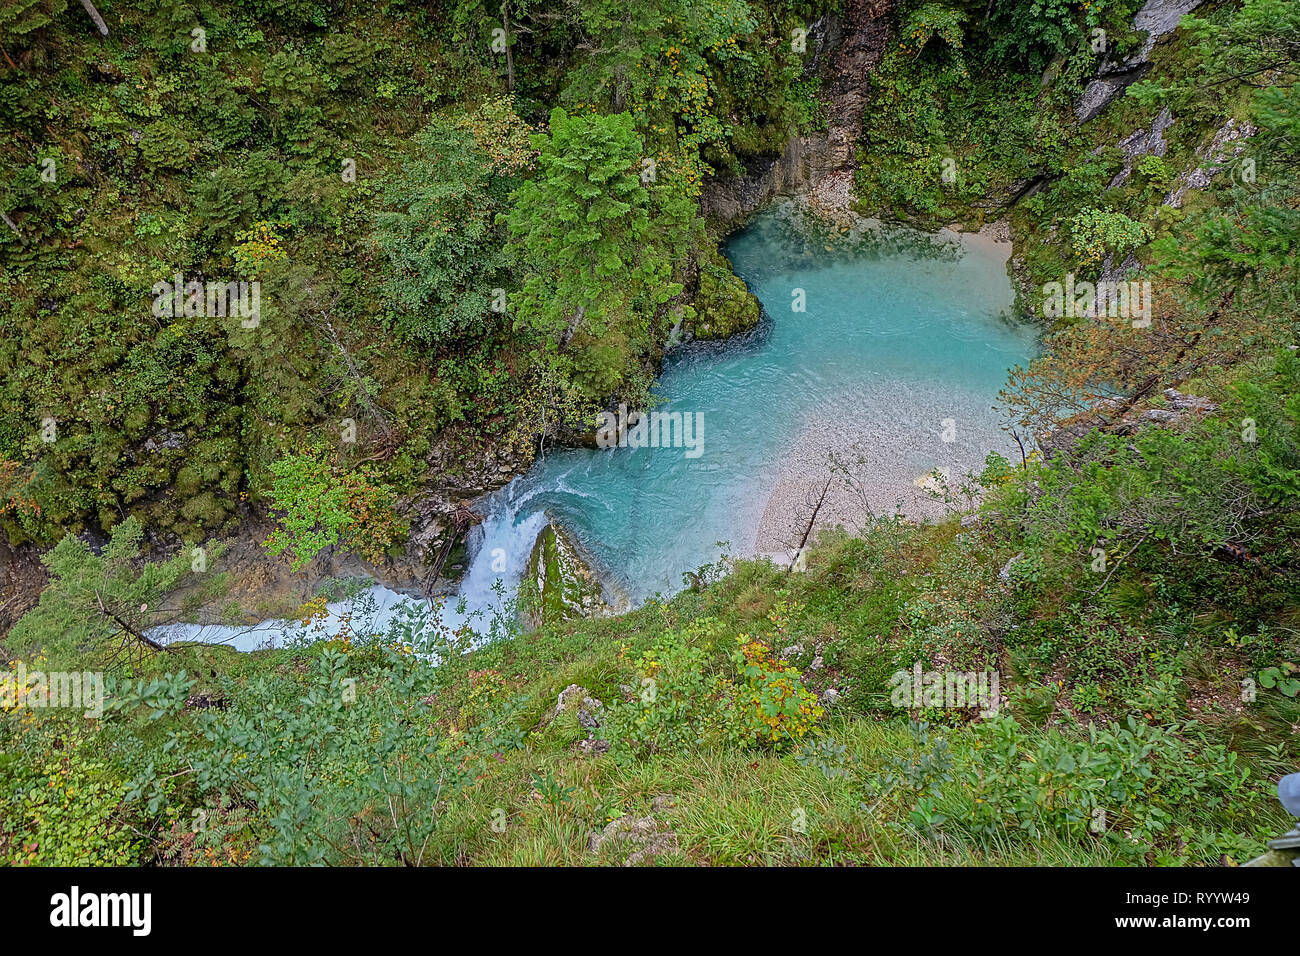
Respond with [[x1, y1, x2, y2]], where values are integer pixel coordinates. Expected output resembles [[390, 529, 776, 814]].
[[78, 0, 109, 37], [789, 477, 833, 573], [1, 210, 26, 246]]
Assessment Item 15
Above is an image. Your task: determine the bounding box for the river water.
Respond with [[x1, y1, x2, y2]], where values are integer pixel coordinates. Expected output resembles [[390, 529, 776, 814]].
[[161, 205, 1038, 651]]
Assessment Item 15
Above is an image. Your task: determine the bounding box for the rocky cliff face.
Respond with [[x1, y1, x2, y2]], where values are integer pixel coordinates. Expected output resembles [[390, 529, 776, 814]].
[[1074, 0, 1205, 123], [701, 0, 893, 228], [0, 537, 47, 642], [1009, 0, 1248, 316]]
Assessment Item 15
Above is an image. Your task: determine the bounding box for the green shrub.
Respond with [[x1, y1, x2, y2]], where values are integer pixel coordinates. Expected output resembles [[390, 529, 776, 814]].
[[263, 450, 404, 570], [966, 715, 1254, 862], [1070, 206, 1151, 265]]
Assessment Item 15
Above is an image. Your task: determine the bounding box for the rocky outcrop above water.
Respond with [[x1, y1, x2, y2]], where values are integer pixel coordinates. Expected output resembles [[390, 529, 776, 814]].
[[1038, 388, 1221, 459], [1107, 106, 1174, 189], [1163, 117, 1258, 208], [519, 520, 613, 630], [688, 247, 762, 341], [1074, 0, 1204, 123], [164, 433, 528, 626]]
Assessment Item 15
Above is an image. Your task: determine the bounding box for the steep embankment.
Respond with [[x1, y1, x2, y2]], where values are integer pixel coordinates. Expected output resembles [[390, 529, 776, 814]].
[[702, 0, 894, 227]]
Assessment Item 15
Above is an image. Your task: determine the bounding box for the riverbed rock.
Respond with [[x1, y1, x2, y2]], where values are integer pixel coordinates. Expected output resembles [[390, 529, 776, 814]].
[[519, 521, 612, 630]]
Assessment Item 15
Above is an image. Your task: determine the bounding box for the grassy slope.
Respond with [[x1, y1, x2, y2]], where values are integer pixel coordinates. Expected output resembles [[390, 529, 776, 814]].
[[119, 503, 1290, 866]]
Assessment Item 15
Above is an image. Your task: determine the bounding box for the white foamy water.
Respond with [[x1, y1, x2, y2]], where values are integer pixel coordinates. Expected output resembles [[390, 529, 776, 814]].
[[153, 479, 552, 652]]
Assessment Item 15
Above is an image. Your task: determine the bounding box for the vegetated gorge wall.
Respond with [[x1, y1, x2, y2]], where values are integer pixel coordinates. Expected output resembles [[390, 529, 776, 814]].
[[702, 0, 893, 228], [0, 0, 1236, 633], [1010, 0, 1259, 314], [516, 0, 1245, 625], [0, 2, 902, 635], [452, 0, 1244, 605], [196, 0, 907, 621]]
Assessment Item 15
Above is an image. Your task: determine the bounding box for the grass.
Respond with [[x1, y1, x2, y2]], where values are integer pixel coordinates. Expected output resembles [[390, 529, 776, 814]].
[[343, 508, 1294, 867]]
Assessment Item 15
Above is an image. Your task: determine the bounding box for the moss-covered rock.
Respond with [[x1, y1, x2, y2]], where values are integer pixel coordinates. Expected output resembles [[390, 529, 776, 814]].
[[689, 249, 761, 341], [519, 521, 611, 630]]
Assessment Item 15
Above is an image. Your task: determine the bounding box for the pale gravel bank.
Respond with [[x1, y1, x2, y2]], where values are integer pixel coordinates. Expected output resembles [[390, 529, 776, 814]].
[[750, 380, 1022, 562], [746, 196, 1024, 564]]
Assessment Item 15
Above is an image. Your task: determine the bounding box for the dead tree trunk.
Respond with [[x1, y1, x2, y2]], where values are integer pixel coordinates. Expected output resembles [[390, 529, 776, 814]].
[[500, 3, 514, 91], [789, 477, 833, 573], [1, 211, 26, 246], [424, 505, 480, 595], [79, 0, 109, 36], [96, 592, 167, 654], [317, 311, 398, 448]]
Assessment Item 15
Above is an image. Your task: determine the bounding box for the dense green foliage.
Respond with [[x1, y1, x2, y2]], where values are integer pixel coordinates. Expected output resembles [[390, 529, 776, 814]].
[[4, 472, 1295, 864], [1, 0, 828, 551], [3, 0, 1299, 867], [374, 112, 520, 347], [262, 448, 402, 569], [504, 107, 693, 400]]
